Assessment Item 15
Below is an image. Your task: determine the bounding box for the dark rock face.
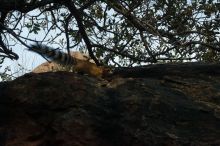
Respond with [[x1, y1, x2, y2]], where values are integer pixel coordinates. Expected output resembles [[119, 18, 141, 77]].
[[1, 63, 220, 146]]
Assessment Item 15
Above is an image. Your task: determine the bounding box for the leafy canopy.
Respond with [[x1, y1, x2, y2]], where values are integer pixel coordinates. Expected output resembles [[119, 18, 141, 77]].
[[0, 0, 220, 67]]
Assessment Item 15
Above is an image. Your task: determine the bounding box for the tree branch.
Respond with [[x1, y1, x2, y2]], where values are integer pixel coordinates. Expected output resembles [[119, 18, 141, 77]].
[[92, 44, 155, 63], [104, 0, 167, 43], [64, 0, 100, 65], [0, 35, 19, 60], [0, 0, 55, 13], [0, 23, 31, 50]]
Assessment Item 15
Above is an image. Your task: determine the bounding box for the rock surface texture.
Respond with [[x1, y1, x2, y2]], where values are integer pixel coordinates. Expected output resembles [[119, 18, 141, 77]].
[[0, 62, 220, 146]]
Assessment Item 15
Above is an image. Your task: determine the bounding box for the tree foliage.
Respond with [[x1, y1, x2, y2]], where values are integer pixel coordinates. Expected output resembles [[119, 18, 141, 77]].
[[0, 0, 220, 67]]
